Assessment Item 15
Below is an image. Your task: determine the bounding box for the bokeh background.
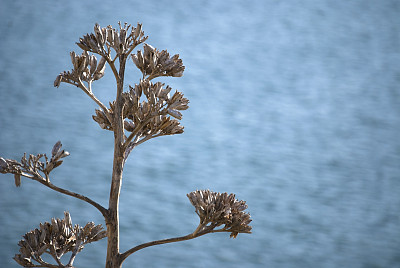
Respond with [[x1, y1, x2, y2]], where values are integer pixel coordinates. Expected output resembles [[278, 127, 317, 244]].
[[1, 0, 400, 267]]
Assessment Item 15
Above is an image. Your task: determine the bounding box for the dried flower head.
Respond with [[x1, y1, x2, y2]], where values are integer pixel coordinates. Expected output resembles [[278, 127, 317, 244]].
[[54, 51, 106, 88], [77, 22, 148, 56], [187, 190, 252, 238], [92, 79, 189, 141], [13, 212, 106, 267], [132, 44, 185, 79], [0, 141, 69, 185]]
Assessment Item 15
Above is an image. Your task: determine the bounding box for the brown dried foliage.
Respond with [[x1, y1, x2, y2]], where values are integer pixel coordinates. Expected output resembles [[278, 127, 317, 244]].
[[14, 212, 106, 268], [187, 190, 252, 238]]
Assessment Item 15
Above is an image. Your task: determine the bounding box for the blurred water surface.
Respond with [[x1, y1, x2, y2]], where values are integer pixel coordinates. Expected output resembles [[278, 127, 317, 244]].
[[1, 0, 400, 267]]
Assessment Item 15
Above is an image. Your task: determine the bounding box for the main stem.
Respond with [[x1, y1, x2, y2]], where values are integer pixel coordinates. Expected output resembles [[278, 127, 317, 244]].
[[106, 55, 127, 268]]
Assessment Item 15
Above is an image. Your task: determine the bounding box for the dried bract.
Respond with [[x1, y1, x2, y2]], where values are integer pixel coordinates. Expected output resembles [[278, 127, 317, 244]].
[[13, 212, 106, 267], [132, 44, 185, 79], [187, 190, 252, 238]]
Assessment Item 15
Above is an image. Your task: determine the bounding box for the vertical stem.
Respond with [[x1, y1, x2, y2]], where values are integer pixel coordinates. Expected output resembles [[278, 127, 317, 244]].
[[106, 55, 127, 268]]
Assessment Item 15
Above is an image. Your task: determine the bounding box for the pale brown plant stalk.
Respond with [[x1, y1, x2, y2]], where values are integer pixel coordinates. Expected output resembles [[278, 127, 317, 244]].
[[0, 22, 252, 268]]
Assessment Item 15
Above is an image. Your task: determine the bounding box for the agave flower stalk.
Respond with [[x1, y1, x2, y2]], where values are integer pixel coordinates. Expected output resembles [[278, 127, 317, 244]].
[[0, 22, 252, 268]]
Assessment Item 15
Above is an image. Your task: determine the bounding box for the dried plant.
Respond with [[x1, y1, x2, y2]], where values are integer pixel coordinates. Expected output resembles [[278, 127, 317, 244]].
[[1, 22, 251, 268], [187, 190, 252, 238], [13, 212, 106, 268]]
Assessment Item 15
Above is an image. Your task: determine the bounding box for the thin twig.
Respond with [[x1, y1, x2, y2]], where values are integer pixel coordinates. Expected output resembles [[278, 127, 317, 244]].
[[76, 77, 108, 112], [20, 173, 108, 219], [42, 181, 108, 219], [107, 56, 120, 82], [67, 240, 82, 267], [120, 232, 203, 263]]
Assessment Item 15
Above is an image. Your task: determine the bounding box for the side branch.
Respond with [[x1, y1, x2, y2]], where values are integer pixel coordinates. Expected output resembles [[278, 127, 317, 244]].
[[25, 173, 108, 219], [106, 57, 120, 83], [76, 78, 109, 112], [119, 231, 207, 263], [40, 179, 109, 219]]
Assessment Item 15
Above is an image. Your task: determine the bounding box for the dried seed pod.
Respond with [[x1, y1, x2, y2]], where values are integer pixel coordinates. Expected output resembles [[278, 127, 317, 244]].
[[158, 85, 172, 100], [94, 56, 106, 80], [107, 27, 115, 44], [124, 120, 135, 132], [167, 109, 182, 120], [134, 82, 142, 97], [93, 109, 113, 130], [88, 33, 99, 52], [76, 41, 89, 51], [54, 74, 62, 87], [89, 55, 97, 75], [119, 28, 127, 49], [52, 141, 62, 157], [51, 218, 59, 234], [134, 23, 142, 38], [0, 157, 9, 172], [53, 149, 69, 161], [64, 211, 72, 228], [94, 23, 104, 46], [101, 27, 107, 43], [14, 173, 21, 187], [113, 30, 120, 51]]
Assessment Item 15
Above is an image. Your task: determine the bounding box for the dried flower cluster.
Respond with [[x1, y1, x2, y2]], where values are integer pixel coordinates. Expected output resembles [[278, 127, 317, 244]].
[[187, 190, 252, 238], [77, 22, 148, 56], [54, 22, 148, 98], [54, 22, 188, 153], [0, 141, 69, 185], [54, 51, 106, 88], [14, 212, 106, 268], [132, 44, 185, 80], [93, 80, 189, 139]]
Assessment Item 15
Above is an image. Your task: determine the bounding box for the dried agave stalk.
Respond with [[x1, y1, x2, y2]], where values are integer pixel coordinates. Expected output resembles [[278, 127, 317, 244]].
[[1, 22, 252, 268]]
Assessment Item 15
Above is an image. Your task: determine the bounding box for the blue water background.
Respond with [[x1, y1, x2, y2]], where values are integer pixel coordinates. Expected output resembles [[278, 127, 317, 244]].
[[1, 0, 400, 267]]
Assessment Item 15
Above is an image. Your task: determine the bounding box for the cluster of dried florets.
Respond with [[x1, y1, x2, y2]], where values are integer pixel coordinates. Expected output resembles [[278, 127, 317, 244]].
[[54, 51, 106, 88], [187, 190, 252, 238], [0, 141, 69, 186], [54, 22, 148, 92], [14, 212, 106, 268], [77, 22, 148, 56], [132, 44, 185, 80], [54, 22, 188, 152], [93, 80, 188, 137]]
